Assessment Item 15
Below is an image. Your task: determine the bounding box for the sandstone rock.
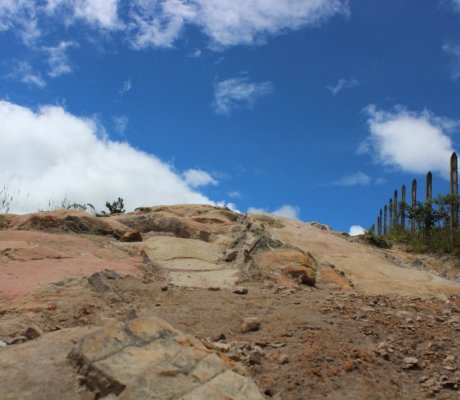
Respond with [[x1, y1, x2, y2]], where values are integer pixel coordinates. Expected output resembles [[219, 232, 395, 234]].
[[119, 231, 142, 242], [283, 265, 316, 286], [241, 317, 261, 333], [68, 317, 264, 399], [0, 341, 7, 347], [233, 287, 248, 295], [88, 270, 123, 301]]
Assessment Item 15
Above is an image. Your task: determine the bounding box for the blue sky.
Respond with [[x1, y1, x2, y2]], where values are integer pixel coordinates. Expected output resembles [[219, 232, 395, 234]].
[[1, 0, 460, 233]]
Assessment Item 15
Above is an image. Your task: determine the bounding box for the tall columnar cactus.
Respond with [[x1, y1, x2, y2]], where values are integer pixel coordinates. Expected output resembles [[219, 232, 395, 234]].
[[393, 190, 398, 229], [389, 199, 393, 231], [401, 185, 406, 231], [451, 152, 458, 228], [411, 179, 417, 233], [426, 171, 432, 202], [384, 205, 388, 235]]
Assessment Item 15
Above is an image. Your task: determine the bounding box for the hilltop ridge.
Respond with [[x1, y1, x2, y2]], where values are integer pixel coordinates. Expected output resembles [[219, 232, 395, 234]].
[[0, 205, 459, 399]]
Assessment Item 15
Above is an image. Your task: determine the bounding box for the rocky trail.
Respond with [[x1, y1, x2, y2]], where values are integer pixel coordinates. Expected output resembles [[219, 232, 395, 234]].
[[0, 205, 459, 399]]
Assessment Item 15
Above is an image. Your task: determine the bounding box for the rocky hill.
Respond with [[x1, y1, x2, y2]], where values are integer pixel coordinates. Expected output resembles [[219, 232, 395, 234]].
[[0, 205, 459, 399]]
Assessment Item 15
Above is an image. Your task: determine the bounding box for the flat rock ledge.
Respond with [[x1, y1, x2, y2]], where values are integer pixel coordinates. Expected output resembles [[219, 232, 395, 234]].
[[68, 317, 265, 400]]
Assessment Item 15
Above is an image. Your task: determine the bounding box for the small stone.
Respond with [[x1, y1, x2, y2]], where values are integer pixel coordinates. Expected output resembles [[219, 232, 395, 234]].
[[0, 340, 7, 347], [233, 287, 248, 295], [444, 355, 456, 363], [119, 230, 143, 242], [7, 336, 27, 345], [402, 357, 419, 369], [161, 285, 168, 292], [224, 250, 239, 262], [241, 317, 261, 333], [24, 325, 43, 340], [273, 353, 289, 365], [210, 333, 226, 342]]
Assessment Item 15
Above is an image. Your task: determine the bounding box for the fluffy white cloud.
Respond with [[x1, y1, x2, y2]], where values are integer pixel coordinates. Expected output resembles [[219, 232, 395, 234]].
[[0, 0, 347, 49], [183, 169, 217, 188], [327, 77, 358, 95], [349, 225, 366, 236], [360, 105, 457, 178], [0, 100, 221, 213], [214, 77, 273, 115], [248, 204, 300, 220], [46, 0, 120, 29]]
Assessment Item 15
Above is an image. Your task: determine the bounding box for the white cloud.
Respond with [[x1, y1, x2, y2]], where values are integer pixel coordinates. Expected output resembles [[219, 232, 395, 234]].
[[0, 0, 348, 50], [272, 205, 300, 219], [189, 48, 202, 58], [361, 105, 457, 178], [443, 43, 460, 80], [214, 77, 273, 115], [46, 0, 120, 29], [9, 61, 46, 87], [334, 171, 371, 186], [349, 225, 366, 236], [327, 77, 358, 95], [228, 191, 242, 199], [183, 169, 217, 188], [119, 78, 132, 95], [128, 0, 197, 48], [0, 100, 222, 213], [194, 0, 348, 48], [450, 0, 460, 12], [248, 204, 300, 220], [0, 1, 41, 44], [113, 115, 128, 135], [46, 41, 76, 77]]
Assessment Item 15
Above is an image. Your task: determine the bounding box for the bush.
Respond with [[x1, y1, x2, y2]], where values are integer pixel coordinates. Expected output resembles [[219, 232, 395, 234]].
[[103, 197, 125, 215]]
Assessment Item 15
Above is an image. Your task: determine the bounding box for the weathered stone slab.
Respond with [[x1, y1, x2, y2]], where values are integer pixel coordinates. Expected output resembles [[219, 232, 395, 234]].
[[68, 317, 265, 400]]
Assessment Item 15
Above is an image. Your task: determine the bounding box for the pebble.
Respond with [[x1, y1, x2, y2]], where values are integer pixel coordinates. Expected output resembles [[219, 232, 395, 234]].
[[273, 353, 289, 365], [0, 341, 7, 348], [241, 317, 261, 333], [402, 357, 419, 369], [24, 325, 43, 340], [208, 287, 221, 291], [161, 285, 168, 291], [233, 287, 248, 295]]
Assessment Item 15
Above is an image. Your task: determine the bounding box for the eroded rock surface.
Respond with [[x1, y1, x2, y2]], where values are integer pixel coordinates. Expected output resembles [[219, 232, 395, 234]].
[[68, 317, 264, 399]]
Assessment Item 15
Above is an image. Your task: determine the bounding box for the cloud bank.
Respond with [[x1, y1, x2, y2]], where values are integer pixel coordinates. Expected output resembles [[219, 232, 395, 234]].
[[360, 105, 457, 178], [1, 0, 348, 48], [0, 100, 220, 213]]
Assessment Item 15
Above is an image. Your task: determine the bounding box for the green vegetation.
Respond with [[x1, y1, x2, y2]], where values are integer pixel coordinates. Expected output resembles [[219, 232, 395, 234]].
[[102, 197, 125, 215], [375, 194, 460, 257]]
